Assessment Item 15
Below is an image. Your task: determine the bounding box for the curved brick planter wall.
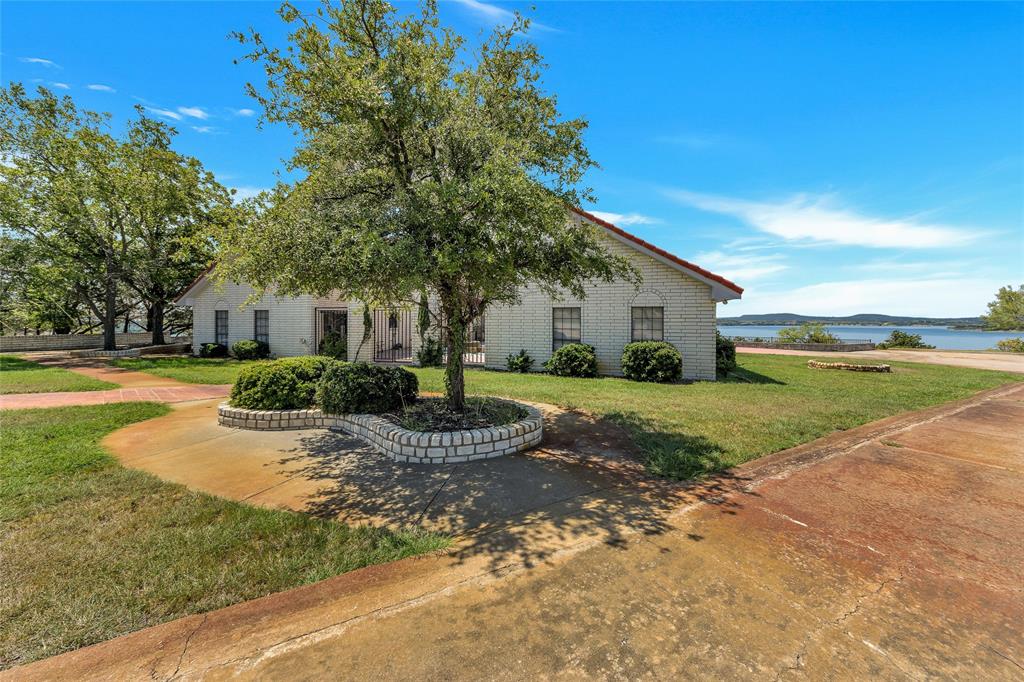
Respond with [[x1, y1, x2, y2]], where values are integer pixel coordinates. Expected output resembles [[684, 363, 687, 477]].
[[217, 402, 543, 464], [807, 360, 891, 373]]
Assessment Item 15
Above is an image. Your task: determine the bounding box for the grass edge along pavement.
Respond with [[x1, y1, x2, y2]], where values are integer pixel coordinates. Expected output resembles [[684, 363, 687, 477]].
[[0, 354, 117, 395], [0, 402, 449, 670], [112, 353, 1023, 480]]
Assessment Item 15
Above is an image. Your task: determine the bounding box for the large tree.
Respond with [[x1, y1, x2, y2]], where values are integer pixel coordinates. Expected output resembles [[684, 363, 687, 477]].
[[221, 0, 636, 409], [981, 284, 1024, 331], [0, 85, 230, 347]]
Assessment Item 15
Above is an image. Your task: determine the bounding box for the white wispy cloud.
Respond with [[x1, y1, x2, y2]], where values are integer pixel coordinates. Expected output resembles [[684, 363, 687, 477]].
[[20, 56, 59, 68], [233, 108, 255, 117], [589, 211, 662, 227], [146, 107, 183, 121], [450, 0, 557, 32], [49, 82, 71, 90], [86, 84, 116, 93], [177, 106, 209, 120], [665, 189, 980, 249], [693, 250, 788, 282], [727, 277, 1006, 318], [191, 126, 217, 134]]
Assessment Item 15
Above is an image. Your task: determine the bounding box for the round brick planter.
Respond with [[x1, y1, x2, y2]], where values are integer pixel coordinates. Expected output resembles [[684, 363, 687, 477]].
[[217, 401, 543, 464]]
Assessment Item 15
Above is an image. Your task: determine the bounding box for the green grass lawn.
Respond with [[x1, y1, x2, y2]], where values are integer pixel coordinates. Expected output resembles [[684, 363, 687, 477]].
[[0, 403, 448, 669], [109, 353, 1022, 479], [0, 354, 117, 394], [111, 356, 251, 384]]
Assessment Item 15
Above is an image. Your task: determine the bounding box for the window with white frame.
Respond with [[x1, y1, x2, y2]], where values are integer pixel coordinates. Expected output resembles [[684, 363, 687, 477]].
[[631, 306, 664, 341], [254, 310, 269, 344], [215, 310, 229, 346], [552, 307, 581, 350]]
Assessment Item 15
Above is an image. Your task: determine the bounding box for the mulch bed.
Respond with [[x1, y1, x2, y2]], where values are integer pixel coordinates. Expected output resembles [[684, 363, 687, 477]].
[[383, 397, 528, 432]]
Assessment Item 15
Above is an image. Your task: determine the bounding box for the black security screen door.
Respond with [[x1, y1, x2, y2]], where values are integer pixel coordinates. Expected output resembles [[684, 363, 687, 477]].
[[316, 309, 347, 353], [373, 308, 413, 362]]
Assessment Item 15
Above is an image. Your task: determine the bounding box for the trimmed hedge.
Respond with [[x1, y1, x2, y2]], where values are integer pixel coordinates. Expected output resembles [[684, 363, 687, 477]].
[[318, 331, 347, 360], [199, 342, 228, 358], [232, 339, 270, 360], [230, 356, 337, 410], [715, 332, 736, 375], [545, 343, 598, 378], [316, 362, 418, 414], [416, 335, 444, 367], [621, 341, 682, 383]]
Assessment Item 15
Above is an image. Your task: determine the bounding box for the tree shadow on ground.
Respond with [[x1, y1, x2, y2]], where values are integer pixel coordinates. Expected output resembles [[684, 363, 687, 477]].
[[269, 405, 761, 571], [726, 366, 787, 385]]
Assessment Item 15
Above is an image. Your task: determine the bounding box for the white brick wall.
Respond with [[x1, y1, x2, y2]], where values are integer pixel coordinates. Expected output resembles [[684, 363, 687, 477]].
[[187, 229, 722, 379], [484, 230, 719, 380]]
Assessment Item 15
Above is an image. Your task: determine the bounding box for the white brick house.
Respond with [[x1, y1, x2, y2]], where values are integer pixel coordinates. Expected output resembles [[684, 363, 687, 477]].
[[175, 209, 743, 380]]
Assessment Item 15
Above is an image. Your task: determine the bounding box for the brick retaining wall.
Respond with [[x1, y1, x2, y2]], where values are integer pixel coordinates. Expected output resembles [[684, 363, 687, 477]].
[[0, 333, 191, 353], [217, 402, 543, 464]]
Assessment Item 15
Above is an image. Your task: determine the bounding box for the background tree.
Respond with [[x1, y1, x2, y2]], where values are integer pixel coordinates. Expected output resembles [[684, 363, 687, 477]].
[[221, 0, 636, 409], [981, 284, 1024, 331]]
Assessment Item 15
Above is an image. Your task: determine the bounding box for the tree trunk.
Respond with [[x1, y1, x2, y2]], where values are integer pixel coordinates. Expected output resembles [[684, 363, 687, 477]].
[[150, 301, 166, 345], [443, 312, 467, 411], [102, 254, 117, 351]]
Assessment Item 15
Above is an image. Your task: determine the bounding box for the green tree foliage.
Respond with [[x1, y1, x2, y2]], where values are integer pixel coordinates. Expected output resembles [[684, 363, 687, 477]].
[[981, 285, 1024, 331], [777, 322, 839, 344], [876, 330, 934, 349], [0, 85, 231, 347], [217, 0, 636, 408]]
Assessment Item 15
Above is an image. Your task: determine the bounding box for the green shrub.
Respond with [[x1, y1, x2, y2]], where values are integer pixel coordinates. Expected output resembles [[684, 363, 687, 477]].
[[199, 342, 228, 358], [715, 332, 737, 375], [996, 337, 1024, 353], [230, 356, 337, 410], [876, 330, 935, 349], [777, 323, 839, 344], [506, 349, 534, 373], [231, 339, 270, 360], [621, 341, 682, 383], [316, 362, 418, 414], [318, 331, 347, 360], [545, 343, 598, 378], [416, 335, 444, 367]]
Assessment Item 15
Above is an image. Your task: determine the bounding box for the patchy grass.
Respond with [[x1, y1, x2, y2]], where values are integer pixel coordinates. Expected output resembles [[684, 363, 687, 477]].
[[0, 354, 116, 394], [388, 397, 528, 432], [111, 356, 253, 384], [409, 353, 1022, 480], [0, 403, 448, 669]]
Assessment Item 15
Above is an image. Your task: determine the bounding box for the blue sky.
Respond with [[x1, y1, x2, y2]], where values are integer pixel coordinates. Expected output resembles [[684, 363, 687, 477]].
[[3, 1, 1022, 317]]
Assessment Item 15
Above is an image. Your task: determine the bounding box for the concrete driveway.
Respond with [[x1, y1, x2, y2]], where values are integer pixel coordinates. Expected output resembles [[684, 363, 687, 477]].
[[8, 383, 1024, 680]]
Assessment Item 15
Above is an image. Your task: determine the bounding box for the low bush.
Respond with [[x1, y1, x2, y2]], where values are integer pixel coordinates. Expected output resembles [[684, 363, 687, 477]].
[[318, 331, 347, 360], [316, 362, 418, 414], [230, 356, 337, 410], [416, 335, 444, 367], [876, 330, 935, 349], [545, 343, 598, 378], [716, 332, 737, 375], [199, 342, 228, 358], [996, 337, 1024, 353], [621, 341, 682, 383], [778, 323, 839, 344], [506, 349, 534, 373], [231, 339, 270, 360]]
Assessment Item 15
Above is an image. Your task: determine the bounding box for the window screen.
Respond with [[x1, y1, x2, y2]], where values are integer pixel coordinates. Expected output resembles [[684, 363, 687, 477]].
[[215, 310, 228, 346], [254, 310, 269, 344], [631, 306, 664, 341], [552, 307, 581, 350]]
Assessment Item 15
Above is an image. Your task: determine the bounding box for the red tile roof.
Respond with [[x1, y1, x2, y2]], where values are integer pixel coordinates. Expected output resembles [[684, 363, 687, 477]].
[[570, 206, 744, 295]]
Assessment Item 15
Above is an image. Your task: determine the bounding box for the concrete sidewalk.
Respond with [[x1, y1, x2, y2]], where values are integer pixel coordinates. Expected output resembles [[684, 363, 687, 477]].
[[739, 346, 1024, 373], [9, 382, 1023, 680]]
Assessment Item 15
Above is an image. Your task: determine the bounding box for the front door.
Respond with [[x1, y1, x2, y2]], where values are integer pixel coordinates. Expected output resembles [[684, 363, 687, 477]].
[[316, 309, 347, 358]]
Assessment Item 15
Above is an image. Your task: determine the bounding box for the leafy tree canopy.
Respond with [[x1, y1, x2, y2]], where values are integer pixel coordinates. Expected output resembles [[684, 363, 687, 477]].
[[219, 0, 637, 407], [981, 284, 1024, 331]]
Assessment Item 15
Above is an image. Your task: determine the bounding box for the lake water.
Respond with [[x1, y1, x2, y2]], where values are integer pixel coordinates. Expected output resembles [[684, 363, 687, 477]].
[[716, 325, 1022, 351]]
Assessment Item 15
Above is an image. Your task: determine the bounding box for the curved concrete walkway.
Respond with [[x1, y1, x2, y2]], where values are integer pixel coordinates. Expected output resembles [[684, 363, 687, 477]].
[[8, 382, 1023, 680], [740, 346, 1024, 373], [0, 354, 230, 410]]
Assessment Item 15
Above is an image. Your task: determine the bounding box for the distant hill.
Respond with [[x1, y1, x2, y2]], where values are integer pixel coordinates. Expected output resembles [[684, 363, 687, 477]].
[[717, 313, 985, 328]]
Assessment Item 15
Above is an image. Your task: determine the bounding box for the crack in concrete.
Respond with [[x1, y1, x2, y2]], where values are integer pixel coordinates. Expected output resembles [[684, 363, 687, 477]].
[[166, 614, 208, 681]]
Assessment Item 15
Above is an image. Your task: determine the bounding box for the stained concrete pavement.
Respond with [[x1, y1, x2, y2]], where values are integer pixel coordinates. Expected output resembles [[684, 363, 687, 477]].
[[9, 382, 1023, 680]]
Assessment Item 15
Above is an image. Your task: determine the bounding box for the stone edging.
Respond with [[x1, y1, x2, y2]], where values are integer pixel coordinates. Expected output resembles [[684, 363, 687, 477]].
[[217, 401, 543, 465], [807, 360, 891, 373], [70, 348, 141, 358]]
